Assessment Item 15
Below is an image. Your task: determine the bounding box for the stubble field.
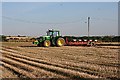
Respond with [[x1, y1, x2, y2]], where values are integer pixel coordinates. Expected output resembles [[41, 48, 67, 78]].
[[0, 42, 119, 79]]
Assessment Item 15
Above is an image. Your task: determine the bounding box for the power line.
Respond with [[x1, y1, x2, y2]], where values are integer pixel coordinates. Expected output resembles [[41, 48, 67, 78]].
[[2, 16, 116, 25], [2, 16, 82, 24]]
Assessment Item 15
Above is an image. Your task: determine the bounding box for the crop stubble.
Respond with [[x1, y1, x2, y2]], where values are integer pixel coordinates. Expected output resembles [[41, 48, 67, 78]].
[[0, 42, 119, 79]]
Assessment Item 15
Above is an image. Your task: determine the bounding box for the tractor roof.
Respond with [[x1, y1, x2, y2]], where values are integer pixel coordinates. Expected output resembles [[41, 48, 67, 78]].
[[48, 29, 59, 32]]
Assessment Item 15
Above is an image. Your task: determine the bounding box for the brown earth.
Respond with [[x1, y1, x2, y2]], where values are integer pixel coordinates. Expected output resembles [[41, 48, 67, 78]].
[[0, 42, 119, 79]]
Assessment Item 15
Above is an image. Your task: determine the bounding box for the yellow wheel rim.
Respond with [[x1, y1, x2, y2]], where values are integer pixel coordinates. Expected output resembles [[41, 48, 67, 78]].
[[58, 39, 64, 46], [44, 40, 50, 47]]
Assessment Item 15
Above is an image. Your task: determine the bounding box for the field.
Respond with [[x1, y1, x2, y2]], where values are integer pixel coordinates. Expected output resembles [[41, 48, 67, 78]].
[[0, 42, 119, 79]]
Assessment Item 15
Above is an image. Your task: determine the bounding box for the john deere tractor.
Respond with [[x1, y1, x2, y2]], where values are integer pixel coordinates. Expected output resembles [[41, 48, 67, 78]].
[[33, 29, 65, 47]]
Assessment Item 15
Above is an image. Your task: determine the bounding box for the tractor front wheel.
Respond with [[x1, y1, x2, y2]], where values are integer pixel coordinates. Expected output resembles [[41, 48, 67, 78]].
[[43, 40, 51, 47], [56, 38, 65, 47]]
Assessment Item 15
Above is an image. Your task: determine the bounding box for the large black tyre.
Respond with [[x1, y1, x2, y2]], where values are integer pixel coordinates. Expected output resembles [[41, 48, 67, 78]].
[[43, 40, 51, 47], [56, 38, 65, 47]]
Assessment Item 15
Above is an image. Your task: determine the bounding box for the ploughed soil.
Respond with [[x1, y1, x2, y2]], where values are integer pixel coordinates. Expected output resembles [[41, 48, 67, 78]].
[[0, 42, 119, 79]]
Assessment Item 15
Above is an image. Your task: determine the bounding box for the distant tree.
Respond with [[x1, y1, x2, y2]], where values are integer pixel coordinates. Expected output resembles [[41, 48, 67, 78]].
[[102, 36, 112, 42], [0, 35, 7, 42], [112, 36, 120, 42]]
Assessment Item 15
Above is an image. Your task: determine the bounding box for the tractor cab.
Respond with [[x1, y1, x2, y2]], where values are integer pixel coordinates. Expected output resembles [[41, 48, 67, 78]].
[[46, 29, 60, 37]]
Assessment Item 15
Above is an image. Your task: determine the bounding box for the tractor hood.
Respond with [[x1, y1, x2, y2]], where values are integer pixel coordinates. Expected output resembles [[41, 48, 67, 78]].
[[36, 36, 50, 40], [37, 36, 51, 42], [42, 36, 50, 38]]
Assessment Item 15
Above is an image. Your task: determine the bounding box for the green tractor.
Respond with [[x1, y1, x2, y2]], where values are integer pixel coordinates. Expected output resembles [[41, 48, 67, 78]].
[[33, 29, 65, 47]]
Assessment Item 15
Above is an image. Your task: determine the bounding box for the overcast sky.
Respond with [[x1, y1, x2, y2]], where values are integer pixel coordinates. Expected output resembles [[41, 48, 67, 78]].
[[1, 0, 119, 37]]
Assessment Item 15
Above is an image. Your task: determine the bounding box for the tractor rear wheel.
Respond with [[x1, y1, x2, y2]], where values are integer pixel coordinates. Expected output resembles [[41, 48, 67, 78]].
[[56, 38, 65, 47], [43, 40, 51, 47]]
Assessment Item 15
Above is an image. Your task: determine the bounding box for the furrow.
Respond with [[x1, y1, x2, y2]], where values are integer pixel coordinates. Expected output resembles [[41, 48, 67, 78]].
[[1, 44, 119, 79], [1, 56, 66, 78], [1, 48, 117, 78], [2, 56, 34, 72], [0, 65, 18, 78], [1, 61, 36, 78], [1, 48, 102, 77], [6, 54, 100, 79], [2, 47, 118, 68]]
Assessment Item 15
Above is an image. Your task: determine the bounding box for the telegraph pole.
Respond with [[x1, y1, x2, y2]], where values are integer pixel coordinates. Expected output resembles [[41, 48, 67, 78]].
[[88, 17, 90, 38]]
